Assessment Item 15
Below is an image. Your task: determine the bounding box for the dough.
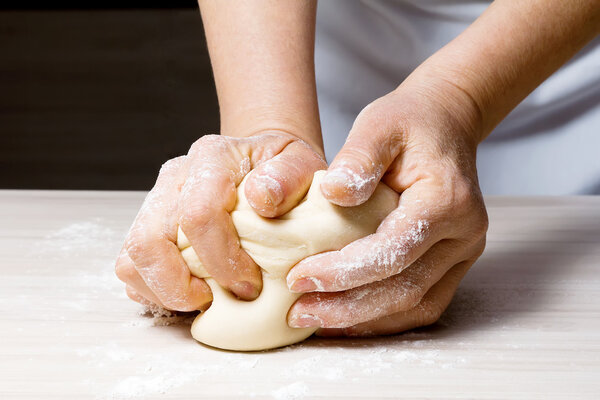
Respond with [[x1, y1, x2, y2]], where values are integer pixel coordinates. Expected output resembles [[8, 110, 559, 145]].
[[177, 170, 398, 351]]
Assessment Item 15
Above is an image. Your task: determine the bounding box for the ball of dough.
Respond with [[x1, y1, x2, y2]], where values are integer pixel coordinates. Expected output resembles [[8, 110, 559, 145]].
[[177, 170, 399, 351]]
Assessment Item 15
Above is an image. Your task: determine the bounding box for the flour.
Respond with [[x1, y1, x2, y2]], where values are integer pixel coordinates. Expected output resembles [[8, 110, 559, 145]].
[[105, 355, 224, 399], [73, 322, 470, 399], [135, 304, 195, 327], [321, 161, 383, 205], [29, 217, 475, 400], [77, 342, 134, 366], [283, 353, 344, 381], [271, 381, 310, 400], [319, 217, 430, 291], [304, 276, 325, 292], [42, 219, 121, 257]]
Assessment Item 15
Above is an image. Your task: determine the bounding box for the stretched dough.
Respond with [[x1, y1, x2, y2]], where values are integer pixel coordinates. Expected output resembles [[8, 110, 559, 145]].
[[177, 170, 398, 351]]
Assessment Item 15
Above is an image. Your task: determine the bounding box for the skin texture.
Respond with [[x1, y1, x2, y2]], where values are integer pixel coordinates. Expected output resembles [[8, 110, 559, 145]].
[[116, 1, 326, 310], [286, 86, 489, 333], [115, 133, 326, 311], [116, 0, 600, 337], [287, 0, 600, 335], [199, 0, 323, 154]]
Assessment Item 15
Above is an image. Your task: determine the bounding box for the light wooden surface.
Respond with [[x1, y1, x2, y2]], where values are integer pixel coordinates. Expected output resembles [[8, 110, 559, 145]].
[[1, 191, 599, 399]]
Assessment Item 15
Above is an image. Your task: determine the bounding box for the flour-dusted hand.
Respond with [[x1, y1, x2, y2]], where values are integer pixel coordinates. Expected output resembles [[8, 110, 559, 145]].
[[117, 0, 327, 313], [285, 0, 600, 335], [115, 132, 325, 311], [286, 83, 488, 335]]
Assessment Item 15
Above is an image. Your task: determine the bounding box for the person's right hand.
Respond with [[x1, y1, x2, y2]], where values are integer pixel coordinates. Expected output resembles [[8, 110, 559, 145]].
[[115, 132, 326, 312]]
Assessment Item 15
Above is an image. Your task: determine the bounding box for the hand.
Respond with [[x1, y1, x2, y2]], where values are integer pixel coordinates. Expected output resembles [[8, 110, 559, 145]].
[[286, 82, 488, 336], [116, 132, 326, 311]]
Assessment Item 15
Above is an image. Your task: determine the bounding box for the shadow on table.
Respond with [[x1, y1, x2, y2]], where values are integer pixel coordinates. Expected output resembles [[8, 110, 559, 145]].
[[294, 209, 600, 349], [440, 211, 598, 331]]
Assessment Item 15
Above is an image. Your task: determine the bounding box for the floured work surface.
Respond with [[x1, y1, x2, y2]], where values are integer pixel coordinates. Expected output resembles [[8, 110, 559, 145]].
[[1, 191, 599, 399]]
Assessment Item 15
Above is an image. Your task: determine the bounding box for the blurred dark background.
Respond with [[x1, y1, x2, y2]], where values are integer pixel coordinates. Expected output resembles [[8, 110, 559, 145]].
[[0, 2, 219, 190]]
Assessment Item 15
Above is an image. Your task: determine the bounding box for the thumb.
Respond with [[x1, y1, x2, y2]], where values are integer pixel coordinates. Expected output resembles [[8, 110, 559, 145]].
[[321, 109, 404, 206], [245, 140, 327, 218]]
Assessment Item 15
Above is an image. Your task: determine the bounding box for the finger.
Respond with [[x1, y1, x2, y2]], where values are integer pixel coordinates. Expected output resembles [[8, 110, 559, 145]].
[[288, 186, 448, 293], [180, 167, 261, 299], [320, 98, 405, 207], [179, 135, 293, 300], [116, 250, 166, 308], [127, 157, 213, 312], [244, 140, 326, 218], [288, 177, 471, 293], [126, 285, 153, 306], [288, 239, 478, 328], [317, 260, 473, 337]]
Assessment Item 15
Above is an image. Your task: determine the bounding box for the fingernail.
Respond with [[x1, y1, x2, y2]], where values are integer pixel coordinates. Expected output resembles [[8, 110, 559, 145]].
[[289, 277, 318, 293], [230, 281, 260, 300], [322, 168, 354, 189], [256, 174, 284, 207], [289, 313, 322, 328], [321, 167, 374, 206]]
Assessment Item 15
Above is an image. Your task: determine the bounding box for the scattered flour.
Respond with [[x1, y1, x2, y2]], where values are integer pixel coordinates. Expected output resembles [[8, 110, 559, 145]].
[[135, 304, 195, 327], [271, 381, 310, 400], [41, 219, 122, 257], [72, 328, 469, 400], [104, 355, 224, 399], [283, 354, 345, 381], [77, 342, 134, 366], [320, 161, 384, 205], [27, 218, 478, 399]]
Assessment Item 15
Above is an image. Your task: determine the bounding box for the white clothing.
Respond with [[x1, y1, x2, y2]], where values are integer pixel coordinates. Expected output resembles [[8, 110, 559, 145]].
[[315, 0, 600, 195]]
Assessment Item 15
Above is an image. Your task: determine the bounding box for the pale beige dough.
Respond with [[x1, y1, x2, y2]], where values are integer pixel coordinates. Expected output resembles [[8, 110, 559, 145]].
[[177, 170, 399, 351]]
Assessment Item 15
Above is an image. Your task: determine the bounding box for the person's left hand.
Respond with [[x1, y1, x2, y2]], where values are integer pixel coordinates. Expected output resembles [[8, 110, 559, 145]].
[[286, 80, 489, 336]]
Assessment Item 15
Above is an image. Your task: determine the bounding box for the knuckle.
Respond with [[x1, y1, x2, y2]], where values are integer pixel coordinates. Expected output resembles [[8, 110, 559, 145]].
[[445, 177, 489, 237], [418, 301, 444, 326], [189, 134, 222, 155], [465, 195, 489, 237], [158, 156, 184, 176], [391, 276, 424, 311], [159, 298, 182, 312], [197, 134, 222, 145], [124, 232, 159, 266], [290, 139, 327, 166], [161, 297, 196, 313], [473, 236, 487, 258], [353, 99, 406, 152], [180, 203, 214, 231], [399, 290, 423, 312], [475, 207, 490, 236], [115, 261, 137, 283], [125, 286, 142, 303], [338, 145, 377, 171], [114, 263, 127, 282], [352, 104, 376, 130], [452, 178, 476, 210], [353, 98, 389, 131]]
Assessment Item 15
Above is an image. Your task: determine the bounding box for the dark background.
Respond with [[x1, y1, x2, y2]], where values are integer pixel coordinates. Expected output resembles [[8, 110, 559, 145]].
[[0, 2, 219, 190]]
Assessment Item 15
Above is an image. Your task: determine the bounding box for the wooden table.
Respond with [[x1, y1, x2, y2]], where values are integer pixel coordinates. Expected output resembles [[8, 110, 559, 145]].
[[1, 191, 599, 399]]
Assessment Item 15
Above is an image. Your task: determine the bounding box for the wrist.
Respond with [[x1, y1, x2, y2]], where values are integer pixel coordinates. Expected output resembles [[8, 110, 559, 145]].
[[398, 65, 486, 149], [221, 113, 325, 159]]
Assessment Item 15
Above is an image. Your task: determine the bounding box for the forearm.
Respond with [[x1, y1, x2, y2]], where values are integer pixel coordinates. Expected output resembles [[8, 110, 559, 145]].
[[198, 0, 323, 153], [404, 0, 600, 142]]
